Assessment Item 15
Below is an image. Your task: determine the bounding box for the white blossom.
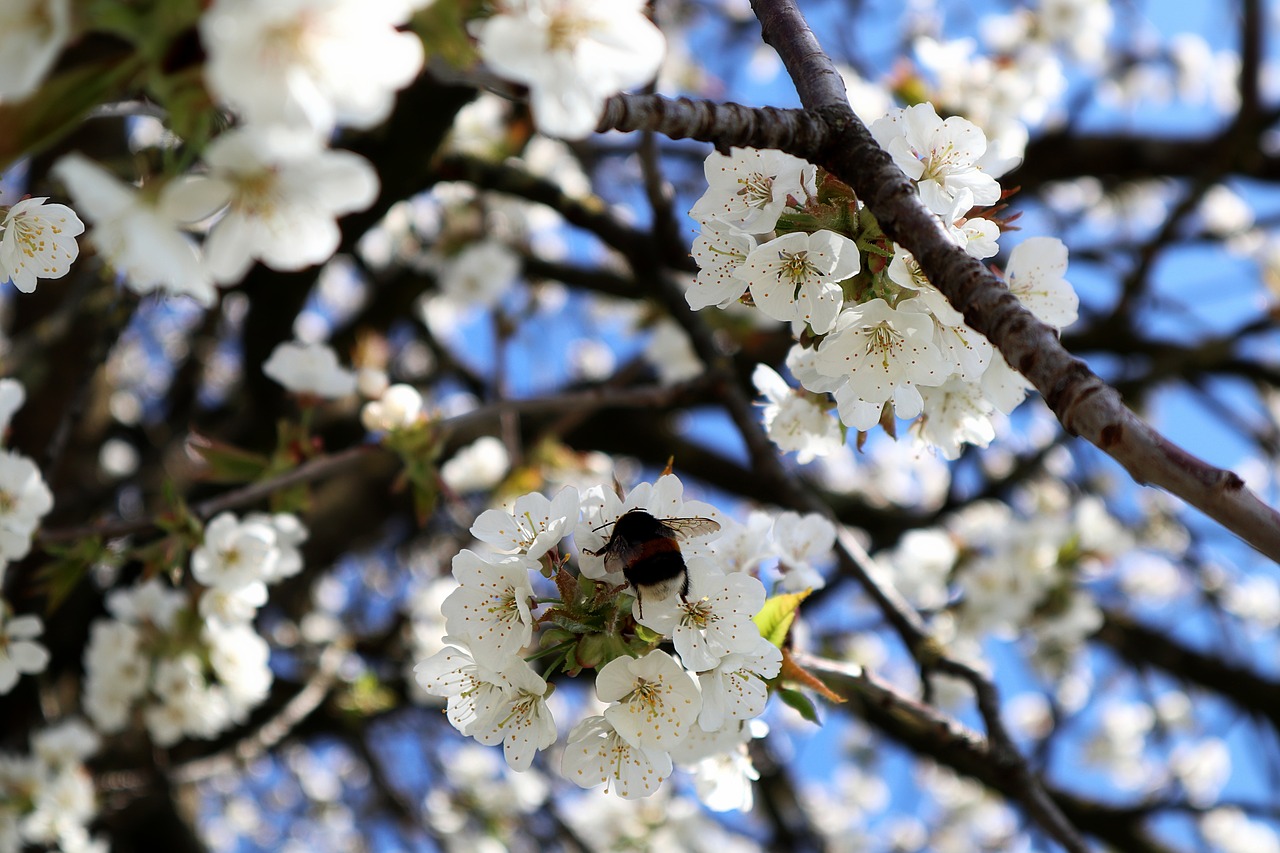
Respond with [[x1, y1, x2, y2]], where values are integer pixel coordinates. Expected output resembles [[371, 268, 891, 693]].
[[106, 579, 187, 632], [0, 450, 52, 563], [471, 486, 580, 559], [468, 659, 557, 771], [696, 637, 781, 732], [742, 230, 861, 335], [815, 298, 950, 430], [166, 126, 379, 285], [561, 715, 673, 799], [0, 379, 23, 435], [361, 383, 425, 432], [0, 196, 83, 293], [709, 511, 776, 575], [262, 340, 358, 398], [0, 610, 48, 693], [688, 221, 756, 310], [50, 154, 215, 305], [440, 436, 510, 493], [437, 239, 521, 308], [1004, 236, 1078, 328], [636, 559, 766, 672], [690, 147, 817, 233], [752, 364, 843, 463], [871, 104, 1001, 216], [414, 641, 511, 736], [201, 0, 425, 133], [476, 0, 665, 139], [596, 650, 701, 751], [441, 550, 538, 660], [0, 0, 70, 100], [204, 621, 273, 714], [643, 319, 703, 386], [192, 511, 307, 592], [772, 511, 836, 592], [915, 377, 998, 460]]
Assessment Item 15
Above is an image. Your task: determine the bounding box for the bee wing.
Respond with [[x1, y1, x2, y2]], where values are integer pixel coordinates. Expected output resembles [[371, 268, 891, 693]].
[[657, 516, 721, 541]]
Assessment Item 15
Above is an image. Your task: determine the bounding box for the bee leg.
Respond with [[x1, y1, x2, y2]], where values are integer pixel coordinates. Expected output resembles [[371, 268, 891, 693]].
[[679, 572, 691, 602], [635, 588, 644, 619]]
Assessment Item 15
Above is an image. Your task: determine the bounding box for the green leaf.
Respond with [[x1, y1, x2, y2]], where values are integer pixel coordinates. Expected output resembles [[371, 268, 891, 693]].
[[777, 687, 821, 724], [35, 538, 106, 615], [754, 589, 811, 647], [188, 433, 272, 484]]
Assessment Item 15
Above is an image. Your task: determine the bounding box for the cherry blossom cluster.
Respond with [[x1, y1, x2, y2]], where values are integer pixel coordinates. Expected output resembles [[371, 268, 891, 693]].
[[83, 512, 306, 746], [415, 475, 785, 805], [0, 718, 103, 853], [880, 488, 1129, 674], [46, 0, 431, 305], [687, 103, 1079, 461]]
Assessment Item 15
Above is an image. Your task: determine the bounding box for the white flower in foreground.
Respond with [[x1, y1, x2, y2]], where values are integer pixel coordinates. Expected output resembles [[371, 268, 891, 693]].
[[690, 147, 817, 233], [772, 512, 836, 592], [886, 246, 964, 326], [441, 550, 537, 660], [51, 154, 215, 305], [688, 221, 756, 310], [361, 383, 424, 432], [200, 0, 424, 132], [815, 298, 950, 430], [596, 649, 701, 750], [263, 340, 357, 398], [0, 197, 83, 293], [743, 230, 860, 334], [0, 378, 23, 434], [697, 637, 781, 732], [636, 559, 766, 672], [414, 641, 510, 735], [468, 659, 557, 771], [1004, 236, 1078, 328], [0, 450, 53, 561], [871, 103, 1001, 216], [476, 0, 665, 139], [166, 127, 378, 285], [0, 0, 70, 100], [562, 715, 673, 799], [471, 486, 580, 559], [752, 364, 843, 464], [0, 610, 49, 692]]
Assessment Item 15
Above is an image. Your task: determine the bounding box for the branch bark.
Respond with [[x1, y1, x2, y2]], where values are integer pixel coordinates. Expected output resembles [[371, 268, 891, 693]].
[[588, 17, 1280, 564]]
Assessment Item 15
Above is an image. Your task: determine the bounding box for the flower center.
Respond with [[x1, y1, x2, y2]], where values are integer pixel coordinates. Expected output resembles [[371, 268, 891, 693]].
[[547, 12, 593, 52], [776, 250, 820, 292], [736, 171, 775, 210], [864, 320, 905, 369], [680, 597, 716, 629]]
